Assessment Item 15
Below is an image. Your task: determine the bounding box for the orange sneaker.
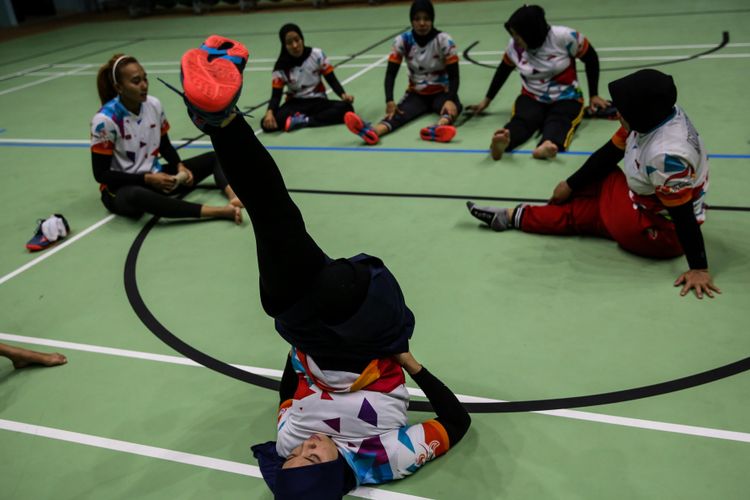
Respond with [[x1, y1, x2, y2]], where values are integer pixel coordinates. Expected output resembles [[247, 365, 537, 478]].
[[180, 35, 248, 128], [344, 111, 379, 145], [420, 125, 456, 143]]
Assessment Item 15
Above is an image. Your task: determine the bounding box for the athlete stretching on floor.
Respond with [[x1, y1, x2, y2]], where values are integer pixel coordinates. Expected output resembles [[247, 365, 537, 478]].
[[91, 54, 242, 223], [468, 69, 720, 299], [177, 35, 471, 498]]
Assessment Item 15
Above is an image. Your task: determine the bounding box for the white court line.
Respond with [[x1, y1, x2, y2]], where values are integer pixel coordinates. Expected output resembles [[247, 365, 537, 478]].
[[0, 64, 92, 96], [15, 52, 750, 79], [3, 332, 750, 445], [0, 215, 116, 287], [0, 418, 431, 500], [0, 63, 52, 81]]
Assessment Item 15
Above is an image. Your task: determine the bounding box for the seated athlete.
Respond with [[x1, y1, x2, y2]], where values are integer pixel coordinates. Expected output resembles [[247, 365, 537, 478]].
[[176, 35, 471, 498], [467, 69, 720, 299], [467, 4, 608, 160], [344, 0, 462, 145], [91, 54, 242, 223], [261, 23, 355, 133]]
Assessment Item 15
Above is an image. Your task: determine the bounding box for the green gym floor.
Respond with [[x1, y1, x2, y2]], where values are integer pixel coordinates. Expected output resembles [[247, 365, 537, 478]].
[[1, 0, 749, 498]]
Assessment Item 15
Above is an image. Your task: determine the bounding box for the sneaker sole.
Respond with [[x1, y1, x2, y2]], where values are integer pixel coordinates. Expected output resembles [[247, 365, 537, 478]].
[[181, 48, 243, 113]]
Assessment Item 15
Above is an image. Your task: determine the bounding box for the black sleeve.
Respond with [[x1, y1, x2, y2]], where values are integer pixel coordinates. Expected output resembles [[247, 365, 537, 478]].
[[566, 140, 624, 191], [268, 87, 283, 112], [323, 71, 346, 98], [485, 61, 515, 100], [410, 367, 471, 446], [91, 152, 146, 189], [384, 61, 401, 102], [159, 133, 181, 166], [667, 202, 708, 270], [445, 62, 459, 102], [279, 355, 297, 405], [578, 44, 600, 98]]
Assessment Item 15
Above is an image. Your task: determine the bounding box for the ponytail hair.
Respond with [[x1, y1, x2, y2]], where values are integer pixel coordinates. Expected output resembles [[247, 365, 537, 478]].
[[96, 53, 139, 105]]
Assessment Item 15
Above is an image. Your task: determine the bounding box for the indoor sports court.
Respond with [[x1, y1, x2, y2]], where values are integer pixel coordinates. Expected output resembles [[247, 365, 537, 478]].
[[1, 0, 748, 498]]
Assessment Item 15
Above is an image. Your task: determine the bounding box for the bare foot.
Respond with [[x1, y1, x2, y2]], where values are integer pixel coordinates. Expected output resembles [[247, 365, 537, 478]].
[[490, 129, 510, 160], [532, 140, 559, 159], [11, 350, 67, 369], [222, 205, 243, 225]]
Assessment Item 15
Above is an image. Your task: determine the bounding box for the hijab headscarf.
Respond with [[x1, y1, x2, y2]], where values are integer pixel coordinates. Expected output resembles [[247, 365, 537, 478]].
[[410, 0, 440, 48], [274, 23, 313, 72], [251, 441, 356, 500], [504, 5, 550, 50], [608, 69, 678, 133]]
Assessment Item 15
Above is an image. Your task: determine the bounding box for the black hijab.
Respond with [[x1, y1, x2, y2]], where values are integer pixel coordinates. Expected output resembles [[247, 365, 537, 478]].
[[608, 69, 678, 133], [504, 5, 550, 50], [274, 23, 313, 72], [410, 0, 440, 47]]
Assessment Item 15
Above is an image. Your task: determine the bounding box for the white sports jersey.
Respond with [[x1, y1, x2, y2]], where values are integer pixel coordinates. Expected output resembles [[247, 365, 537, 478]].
[[503, 25, 588, 103], [388, 31, 459, 95], [276, 349, 451, 486], [271, 47, 334, 100], [90, 95, 169, 175], [613, 106, 709, 221]]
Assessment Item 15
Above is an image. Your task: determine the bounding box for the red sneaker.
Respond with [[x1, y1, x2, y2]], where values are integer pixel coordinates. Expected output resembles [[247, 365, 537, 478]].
[[180, 35, 248, 126], [420, 125, 456, 143], [344, 111, 379, 145]]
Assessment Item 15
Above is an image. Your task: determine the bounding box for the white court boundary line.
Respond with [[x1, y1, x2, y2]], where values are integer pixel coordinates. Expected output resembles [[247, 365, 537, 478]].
[[0, 56, 389, 287], [0, 418, 431, 500], [11, 53, 750, 78], [2, 332, 749, 445], [0, 64, 92, 96]]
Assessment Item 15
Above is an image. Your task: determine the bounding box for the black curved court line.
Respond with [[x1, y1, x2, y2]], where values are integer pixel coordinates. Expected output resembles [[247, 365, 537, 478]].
[[124, 194, 750, 414], [463, 31, 730, 72], [174, 27, 407, 151]]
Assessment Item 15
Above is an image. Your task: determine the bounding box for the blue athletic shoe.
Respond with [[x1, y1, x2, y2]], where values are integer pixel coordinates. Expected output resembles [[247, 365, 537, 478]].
[[26, 214, 70, 252], [284, 112, 310, 132]]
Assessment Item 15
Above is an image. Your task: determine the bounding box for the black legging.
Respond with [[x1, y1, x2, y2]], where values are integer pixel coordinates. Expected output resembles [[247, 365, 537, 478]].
[[209, 116, 347, 314], [505, 94, 584, 151], [101, 152, 229, 219], [261, 97, 353, 132], [382, 91, 463, 132]]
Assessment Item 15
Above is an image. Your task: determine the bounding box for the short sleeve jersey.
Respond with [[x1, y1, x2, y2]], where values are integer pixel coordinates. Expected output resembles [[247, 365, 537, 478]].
[[271, 47, 334, 100], [276, 349, 451, 486], [503, 25, 588, 103], [90, 95, 169, 175], [611, 106, 709, 221], [388, 31, 459, 95]]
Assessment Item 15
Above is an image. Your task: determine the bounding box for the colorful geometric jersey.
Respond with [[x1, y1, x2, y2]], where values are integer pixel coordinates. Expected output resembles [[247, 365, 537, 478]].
[[612, 106, 709, 221], [90, 95, 169, 175], [271, 47, 334, 100], [388, 31, 459, 95], [276, 348, 451, 486], [503, 25, 589, 103]]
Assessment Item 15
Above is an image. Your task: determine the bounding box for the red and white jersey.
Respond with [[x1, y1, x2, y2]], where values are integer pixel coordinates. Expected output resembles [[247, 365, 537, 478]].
[[90, 95, 169, 175], [388, 31, 459, 95], [276, 348, 451, 486], [612, 106, 709, 221], [271, 47, 334, 100], [503, 25, 588, 103]]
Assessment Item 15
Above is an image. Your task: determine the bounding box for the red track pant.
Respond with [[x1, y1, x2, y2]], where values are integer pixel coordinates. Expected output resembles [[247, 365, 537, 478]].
[[518, 170, 684, 259]]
